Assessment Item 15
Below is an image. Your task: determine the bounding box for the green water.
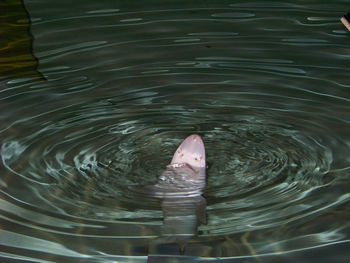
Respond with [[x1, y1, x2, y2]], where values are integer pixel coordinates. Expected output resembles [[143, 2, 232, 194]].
[[1, 0, 350, 262]]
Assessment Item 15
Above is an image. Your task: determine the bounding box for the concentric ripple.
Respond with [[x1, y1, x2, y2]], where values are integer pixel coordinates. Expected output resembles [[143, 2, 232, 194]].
[[1, 0, 350, 262]]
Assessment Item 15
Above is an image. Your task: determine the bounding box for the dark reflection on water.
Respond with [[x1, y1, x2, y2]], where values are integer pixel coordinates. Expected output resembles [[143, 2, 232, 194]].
[[1, 0, 350, 262]]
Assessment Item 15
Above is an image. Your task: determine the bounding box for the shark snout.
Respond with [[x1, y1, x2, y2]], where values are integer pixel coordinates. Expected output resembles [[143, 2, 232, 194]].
[[170, 134, 206, 169]]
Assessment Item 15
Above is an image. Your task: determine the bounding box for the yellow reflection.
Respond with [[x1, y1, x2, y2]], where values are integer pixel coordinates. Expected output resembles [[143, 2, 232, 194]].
[[0, 0, 43, 80]]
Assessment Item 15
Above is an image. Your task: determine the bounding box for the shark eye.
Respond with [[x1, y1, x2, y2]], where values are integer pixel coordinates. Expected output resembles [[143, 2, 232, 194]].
[[194, 154, 202, 161]]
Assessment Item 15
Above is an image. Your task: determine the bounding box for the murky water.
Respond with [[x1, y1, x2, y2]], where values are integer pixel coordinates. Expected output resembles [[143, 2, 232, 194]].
[[1, 0, 350, 262]]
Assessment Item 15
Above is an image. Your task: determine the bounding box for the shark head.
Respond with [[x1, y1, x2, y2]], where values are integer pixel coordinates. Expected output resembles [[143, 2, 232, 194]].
[[170, 134, 206, 170]]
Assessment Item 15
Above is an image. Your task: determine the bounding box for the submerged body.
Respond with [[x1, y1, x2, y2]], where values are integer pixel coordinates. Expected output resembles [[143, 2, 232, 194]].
[[139, 134, 207, 237], [156, 134, 207, 236]]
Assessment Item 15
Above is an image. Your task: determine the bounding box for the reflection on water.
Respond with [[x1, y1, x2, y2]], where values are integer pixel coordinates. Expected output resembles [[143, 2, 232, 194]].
[[1, 0, 350, 262], [0, 0, 42, 80]]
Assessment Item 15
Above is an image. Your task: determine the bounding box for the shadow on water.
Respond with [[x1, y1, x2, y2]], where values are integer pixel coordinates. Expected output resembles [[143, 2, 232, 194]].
[[1, 0, 350, 262]]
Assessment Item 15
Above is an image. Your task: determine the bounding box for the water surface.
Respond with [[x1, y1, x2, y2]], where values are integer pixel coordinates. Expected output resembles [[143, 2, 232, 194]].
[[1, 0, 350, 262]]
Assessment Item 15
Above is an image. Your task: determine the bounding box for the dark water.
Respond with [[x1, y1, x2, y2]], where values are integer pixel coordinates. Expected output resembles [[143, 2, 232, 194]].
[[1, 0, 350, 262]]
